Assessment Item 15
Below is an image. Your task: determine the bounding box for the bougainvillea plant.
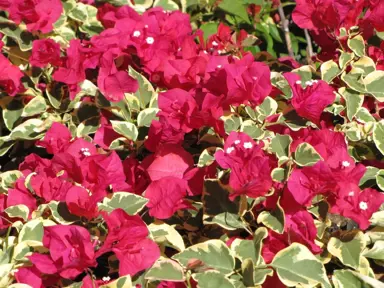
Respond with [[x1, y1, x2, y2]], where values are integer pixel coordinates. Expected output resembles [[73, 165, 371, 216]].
[[1, 0, 384, 287]]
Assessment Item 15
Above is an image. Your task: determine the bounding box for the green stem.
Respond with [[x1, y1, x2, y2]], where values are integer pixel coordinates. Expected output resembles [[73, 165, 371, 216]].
[[186, 272, 193, 288]]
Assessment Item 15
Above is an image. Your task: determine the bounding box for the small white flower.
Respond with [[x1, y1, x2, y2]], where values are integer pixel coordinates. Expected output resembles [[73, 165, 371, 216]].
[[305, 80, 313, 86], [348, 191, 354, 196], [342, 161, 350, 167], [146, 37, 154, 44], [234, 140, 241, 145], [359, 201, 368, 210], [102, 276, 111, 282], [295, 80, 302, 85], [212, 41, 219, 46], [203, 50, 208, 54], [252, 76, 258, 80], [243, 142, 253, 149], [217, 65, 222, 69], [226, 147, 235, 154], [133, 30, 141, 37], [144, 25, 149, 28]]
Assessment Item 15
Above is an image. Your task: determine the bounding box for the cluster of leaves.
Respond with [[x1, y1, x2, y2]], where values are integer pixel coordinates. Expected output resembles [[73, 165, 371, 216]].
[[1, 0, 384, 288]]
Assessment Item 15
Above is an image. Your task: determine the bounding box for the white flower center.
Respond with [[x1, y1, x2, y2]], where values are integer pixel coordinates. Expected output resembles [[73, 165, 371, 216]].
[[305, 79, 318, 87], [359, 201, 368, 210], [295, 80, 302, 85], [212, 41, 219, 46], [102, 276, 111, 282], [217, 65, 222, 69], [342, 161, 351, 167], [226, 147, 235, 154], [80, 148, 91, 157], [348, 191, 354, 196], [243, 142, 253, 149], [146, 37, 154, 44], [133, 30, 141, 37], [234, 140, 241, 145]]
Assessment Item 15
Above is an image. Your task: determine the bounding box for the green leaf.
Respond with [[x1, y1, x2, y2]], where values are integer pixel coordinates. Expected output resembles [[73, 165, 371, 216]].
[[3, 97, 24, 130], [257, 200, 285, 234], [78, 80, 99, 97], [198, 147, 218, 168], [153, 0, 179, 10], [256, 96, 278, 122], [68, 3, 103, 36], [359, 166, 379, 187], [194, 271, 235, 288], [203, 180, 239, 216], [76, 117, 100, 137], [363, 70, 384, 101], [253, 227, 268, 266], [339, 52, 354, 69], [347, 35, 365, 57], [231, 239, 256, 263], [292, 65, 315, 83], [339, 88, 364, 121], [341, 72, 366, 94], [173, 239, 235, 275], [111, 120, 138, 141], [128, 67, 156, 109], [0, 264, 13, 287], [145, 257, 184, 281], [10, 119, 45, 140], [271, 243, 331, 288], [0, 170, 23, 192], [294, 142, 322, 166], [98, 192, 148, 215], [270, 134, 292, 159], [0, 24, 33, 51], [47, 201, 79, 224], [18, 219, 43, 243], [271, 167, 286, 182], [332, 270, 365, 288], [149, 223, 185, 252], [321, 60, 341, 83], [223, 114, 242, 134], [376, 169, 384, 191], [21, 96, 47, 117], [204, 212, 246, 231], [355, 107, 375, 123], [351, 56, 376, 76], [240, 120, 265, 139], [99, 275, 132, 288], [0, 136, 15, 157], [253, 267, 274, 285], [5, 205, 29, 221], [218, 0, 250, 24], [370, 210, 384, 227], [363, 240, 384, 260], [137, 108, 159, 127], [373, 121, 384, 156], [327, 231, 366, 270], [241, 258, 255, 287], [200, 22, 219, 41]]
